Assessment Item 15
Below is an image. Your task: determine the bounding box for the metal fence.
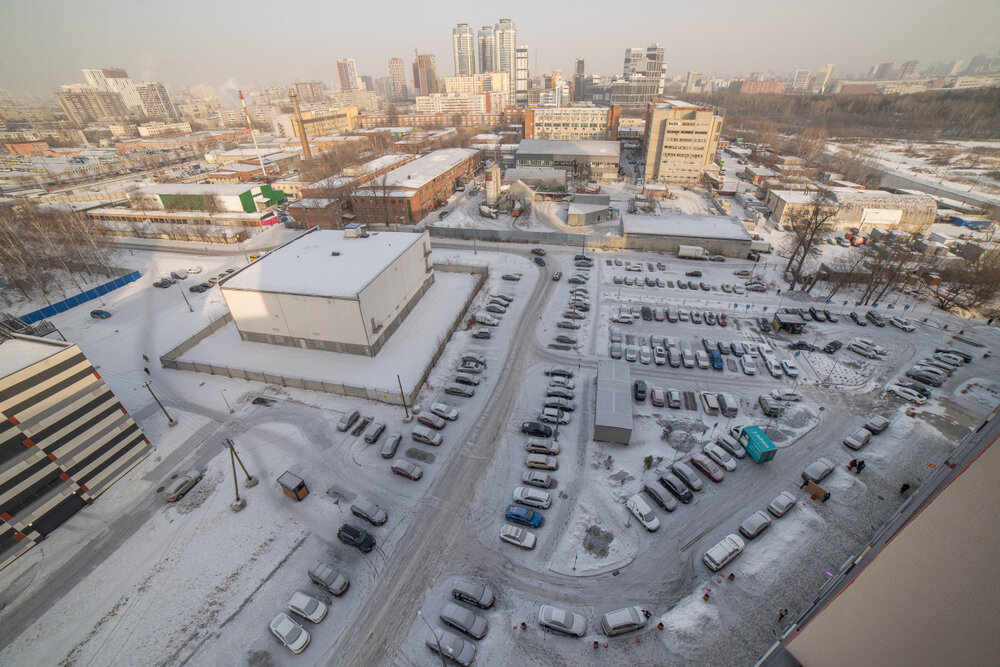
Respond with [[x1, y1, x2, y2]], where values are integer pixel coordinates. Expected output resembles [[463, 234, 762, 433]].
[[20, 270, 142, 324], [427, 226, 628, 250]]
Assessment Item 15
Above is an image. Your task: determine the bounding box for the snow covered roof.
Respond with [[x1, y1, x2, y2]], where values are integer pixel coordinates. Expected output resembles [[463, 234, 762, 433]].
[[652, 99, 702, 109], [222, 229, 427, 299], [134, 183, 266, 196], [569, 203, 611, 215], [516, 139, 620, 158], [360, 148, 478, 190], [772, 188, 936, 212], [0, 336, 68, 378], [622, 213, 752, 241]]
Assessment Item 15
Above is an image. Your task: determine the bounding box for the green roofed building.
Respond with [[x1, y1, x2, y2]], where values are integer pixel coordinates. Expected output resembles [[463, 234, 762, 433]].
[[128, 183, 286, 213]]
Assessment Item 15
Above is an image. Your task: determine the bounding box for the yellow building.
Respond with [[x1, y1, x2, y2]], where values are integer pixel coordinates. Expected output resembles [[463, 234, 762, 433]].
[[642, 99, 724, 185], [292, 107, 359, 139]]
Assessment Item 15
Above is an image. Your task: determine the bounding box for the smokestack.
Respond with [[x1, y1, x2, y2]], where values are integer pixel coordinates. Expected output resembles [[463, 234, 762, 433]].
[[289, 88, 312, 160]]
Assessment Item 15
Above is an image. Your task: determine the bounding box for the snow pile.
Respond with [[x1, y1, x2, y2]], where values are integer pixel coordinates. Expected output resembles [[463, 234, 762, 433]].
[[656, 593, 721, 657]]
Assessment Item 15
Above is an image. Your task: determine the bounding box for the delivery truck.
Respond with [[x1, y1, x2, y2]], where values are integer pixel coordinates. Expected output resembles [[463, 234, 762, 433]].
[[677, 245, 708, 260], [730, 425, 776, 463]]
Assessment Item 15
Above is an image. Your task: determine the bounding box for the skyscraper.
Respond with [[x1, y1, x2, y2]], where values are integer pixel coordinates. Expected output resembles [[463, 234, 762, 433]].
[[495, 19, 516, 76], [897, 60, 919, 79], [413, 52, 438, 97], [477, 26, 497, 73], [337, 59, 360, 91], [514, 44, 530, 106], [872, 62, 896, 80], [82, 67, 142, 113], [814, 64, 835, 93], [452, 24, 475, 77], [573, 59, 586, 102], [792, 69, 812, 91], [611, 44, 666, 106], [623, 48, 645, 78], [135, 81, 178, 119], [387, 57, 407, 100]]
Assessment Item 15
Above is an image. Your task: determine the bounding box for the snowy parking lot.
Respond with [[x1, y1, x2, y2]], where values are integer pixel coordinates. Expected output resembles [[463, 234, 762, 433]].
[[1, 236, 998, 666]]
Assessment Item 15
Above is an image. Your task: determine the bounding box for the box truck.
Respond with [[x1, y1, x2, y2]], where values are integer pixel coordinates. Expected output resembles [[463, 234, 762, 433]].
[[731, 425, 776, 463]]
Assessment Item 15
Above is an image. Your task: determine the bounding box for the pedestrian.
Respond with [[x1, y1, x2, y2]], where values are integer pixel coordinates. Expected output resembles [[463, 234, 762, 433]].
[[728, 573, 735, 581], [520, 621, 527, 631], [899, 483, 910, 494], [847, 458, 857, 470], [778, 609, 787, 622], [856, 460, 866, 473], [143, 367, 150, 375]]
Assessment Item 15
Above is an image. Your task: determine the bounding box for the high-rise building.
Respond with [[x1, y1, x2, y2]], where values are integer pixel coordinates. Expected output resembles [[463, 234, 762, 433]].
[[611, 44, 666, 106], [387, 58, 408, 101], [495, 19, 517, 76], [573, 59, 586, 102], [361, 75, 375, 92], [337, 59, 360, 91], [792, 69, 812, 92], [872, 62, 896, 80], [413, 52, 438, 97], [291, 82, 324, 103], [56, 85, 131, 125], [135, 81, 177, 119], [452, 23, 476, 77], [514, 44, 530, 106], [813, 64, 835, 93], [623, 48, 645, 78], [897, 60, 920, 79], [642, 99, 724, 185], [477, 26, 497, 73], [82, 67, 142, 112], [684, 71, 701, 93]]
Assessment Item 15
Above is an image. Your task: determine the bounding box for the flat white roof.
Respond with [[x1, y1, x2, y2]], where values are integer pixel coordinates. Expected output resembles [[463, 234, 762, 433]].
[[363, 148, 477, 191], [135, 183, 266, 196], [0, 337, 68, 378], [622, 213, 752, 241], [652, 99, 702, 109], [517, 139, 620, 158], [222, 229, 426, 299]]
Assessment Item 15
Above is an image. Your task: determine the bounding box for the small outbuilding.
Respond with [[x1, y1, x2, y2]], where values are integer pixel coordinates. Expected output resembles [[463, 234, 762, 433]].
[[594, 360, 632, 445], [772, 312, 807, 334]]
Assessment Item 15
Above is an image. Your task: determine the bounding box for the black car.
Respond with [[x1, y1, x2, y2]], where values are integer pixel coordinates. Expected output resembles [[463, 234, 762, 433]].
[[824, 309, 839, 322], [153, 280, 172, 288], [935, 348, 973, 363], [685, 270, 702, 277], [643, 484, 677, 512], [546, 388, 574, 400], [188, 284, 208, 293], [658, 473, 694, 504], [633, 380, 647, 402], [337, 524, 376, 552], [808, 307, 826, 322], [790, 341, 817, 352], [866, 310, 886, 327], [897, 380, 932, 398], [521, 421, 553, 438], [850, 312, 868, 326], [823, 340, 843, 354], [534, 257, 546, 267], [531, 248, 546, 256], [905, 370, 942, 387], [640, 306, 653, 321], [757, 317, 772, 333], [502, 274, 521, 281]]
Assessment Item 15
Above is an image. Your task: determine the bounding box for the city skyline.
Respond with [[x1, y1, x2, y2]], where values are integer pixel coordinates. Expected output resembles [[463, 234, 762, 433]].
[[1, 0, 998, 97]]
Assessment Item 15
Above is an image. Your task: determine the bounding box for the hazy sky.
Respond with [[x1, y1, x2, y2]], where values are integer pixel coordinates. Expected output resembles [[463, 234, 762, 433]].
[[1, 0, 998, 98]]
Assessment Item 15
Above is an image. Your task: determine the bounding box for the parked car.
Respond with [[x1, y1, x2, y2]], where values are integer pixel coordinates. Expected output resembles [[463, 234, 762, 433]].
[[897, 380, 932, 398], [767, 491, 797, 518], [703, 443, 737, 471], [308, 561, 349, 596], [363, 422, 386, 444], [633, 379, 647, 402], [425, 629, 476, 667], [451, 577, 495, 609], [739, 510, 772, 539], [667, 389, 682, 409], [525, 454, 558, 470], [445, 383, 475, 397], [642, 483, 677, 512], [472, 328, 492, 339], [704, 534, 745, 572], [600, 606, 650, 636], [545, 366, 574, 378], [626, 494, 660, 531], [500, 524, 537, 549], [824, 309, 839, 322], [823, 340, 843, 354], [350, 498, 387, 526], [889, 384, 927, 404], [164, 469, 202, 502], [337, 523, 376, 552], [757, 317, 773, 333], [802, 457, 835, 483], [716, 434, 746, 459], [505, 504, 542, 528], [90, 309, 112, 319], [864, 415, 890, 434], [287, 591, 328, 623], [866, 310, 886, 327], [538, 605, 587, 637], [658, 473, 693, 504], [391, 460, 423, 480], [380, 432, 402, 459], [690, 453, 724, 483], [411, 426, 443, 446], [890, 316, 914, 332], [650, 386, 666, 407], [337, 409, 360, 432], [440, 602, 488, 640], [552, 271, 562, 281], [270, 612, 311, 654], [514, 486, 552, 509], [906, 369, 942, 387], [672, 461, 704, 491], [417, 413, 446, 430], [521, 421, 553, 438], [781, 359, 799, 377], [531, 248, 546, 256], [522, 470, 553, 488], [849, 311, 868, 326]]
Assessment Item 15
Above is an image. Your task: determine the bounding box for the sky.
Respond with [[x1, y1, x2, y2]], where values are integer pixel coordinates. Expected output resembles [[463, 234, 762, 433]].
[[1, 0, 998, 98]]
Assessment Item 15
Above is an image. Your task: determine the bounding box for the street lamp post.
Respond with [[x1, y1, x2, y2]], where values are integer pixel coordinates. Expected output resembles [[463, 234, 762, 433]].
[[417, 611, 448, 667]]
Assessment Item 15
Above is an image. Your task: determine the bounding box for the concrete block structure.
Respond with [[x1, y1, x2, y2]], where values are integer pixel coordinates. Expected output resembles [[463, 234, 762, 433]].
[[0, 335, 151, 570], [621, 213, 753, 257], [220, 227, 434, 356], [515, 139, 620, 180], [594, 360, 632, 445], [642, 99, 724, 185], [764, 188, 937, 233]]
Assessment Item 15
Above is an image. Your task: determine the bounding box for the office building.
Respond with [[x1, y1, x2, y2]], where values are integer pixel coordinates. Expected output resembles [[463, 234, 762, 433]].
[[642, 99, 724, 185], [360, 75, 375, 92], [515, 139, 620, 180], [624, 48, 646, 78], [872, 61, 896, 80], [814, 64, 835, 93], [514, 45, 530, 106], [477, 26, 497, 73], [729, 80, 785, 95], [291, 82, 324, 103], [495, 19, 516, 76], [684, 71, 701, 93], [337, 59, 360, 91], [610, 44, 666, 107], [56, 86, 131, 125], [415, 93, 488, 115], [573, 59, 586, 102], [523, 106, 620, 141], [387, 58, 407, 101], [135, 81, 178, 119], [0, 335, 151, 571], [792, 69, 812, 92], [897, 60, 920, 79], [444, 72, 510, 109], [82, 67, 142, 112], [413, 53, 438, 97], [452, 23, 476, 77]]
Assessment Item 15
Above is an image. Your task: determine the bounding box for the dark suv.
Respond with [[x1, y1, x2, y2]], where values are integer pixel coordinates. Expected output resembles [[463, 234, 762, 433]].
[[337, 524, 376, 552], [633, 380, 647, 402]]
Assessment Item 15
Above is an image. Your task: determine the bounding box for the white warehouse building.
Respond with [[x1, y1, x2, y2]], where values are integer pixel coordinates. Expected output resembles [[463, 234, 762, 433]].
[[220, 226, 433, 356]]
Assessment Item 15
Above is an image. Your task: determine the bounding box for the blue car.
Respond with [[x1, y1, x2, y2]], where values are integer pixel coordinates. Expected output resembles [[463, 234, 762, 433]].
[[90, 310, 111, 319], [505, 504, 542, 528], [534, 257, 546, 267], [729, 342, 744, 357]]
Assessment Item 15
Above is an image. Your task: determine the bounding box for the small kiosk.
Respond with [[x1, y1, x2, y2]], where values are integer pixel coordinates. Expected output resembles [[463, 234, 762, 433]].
[[277, 471, 308, 501]]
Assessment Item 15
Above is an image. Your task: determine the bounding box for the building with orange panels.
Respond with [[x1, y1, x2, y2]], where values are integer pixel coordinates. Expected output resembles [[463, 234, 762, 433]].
[[3, 141, 51, 156], [728, 80, 786, 95], [352, 148, 480, 224]]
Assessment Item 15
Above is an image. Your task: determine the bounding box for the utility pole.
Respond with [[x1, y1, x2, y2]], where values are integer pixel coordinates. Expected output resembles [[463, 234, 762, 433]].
[[178, 284, 193, 312], [397, 374, 411, 420], [226, 439, 259, 488], [229, 444, 246, 512], [144, 381, 177, 427]]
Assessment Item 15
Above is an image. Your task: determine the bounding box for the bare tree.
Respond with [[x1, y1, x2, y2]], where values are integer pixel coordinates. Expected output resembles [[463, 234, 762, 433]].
[[782, 189, 838, 289]]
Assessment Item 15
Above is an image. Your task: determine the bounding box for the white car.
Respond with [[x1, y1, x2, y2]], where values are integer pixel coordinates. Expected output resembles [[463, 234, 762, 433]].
[[890, 316, 914, 332], [769, 389, 802, 401], [781, 359, 799, 378], [740, 355, 757, 375], [514, 486, 552, 509], [270, 612, 311, 654], [625, 345, 638, 362], [539, 407, 569, 425], [704, 534, 745, 572], [766, 491, 797, 518], [854, 338, 887, 355], [626, 494, 660, 531], [703, 443, 737, 471], [429, 402, 459, 421], [538, 605, 587, 637], [888, 384, 927, 404], [682, 348, 695, 368], [639, 346, 652, 365], [186, 266, 203, 274], [653, 346, 667, 365], [500, 524, 537, 549], [744, 342, 759, 357], [695, 350, 709, 369], [848, 342, 879, 359], [550, 377, 575, 390], [287, 592, 328, 623]]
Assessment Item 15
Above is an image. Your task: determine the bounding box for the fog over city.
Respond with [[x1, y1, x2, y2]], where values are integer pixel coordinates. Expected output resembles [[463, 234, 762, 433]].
[[1, 0, 998, 94]]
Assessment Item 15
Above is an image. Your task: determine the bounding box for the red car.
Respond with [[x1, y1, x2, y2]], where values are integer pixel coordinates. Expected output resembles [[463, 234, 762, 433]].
[[649, 386, 666, 407], [718, 313, 727, 327], [391, 461, 423, 480], [690, 453, 725, 483], [417, 413, 446, 430], [700, 282, 711, 291]]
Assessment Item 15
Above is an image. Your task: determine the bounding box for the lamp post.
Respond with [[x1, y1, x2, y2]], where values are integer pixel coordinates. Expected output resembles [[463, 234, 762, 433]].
[[417, 610, 448, 667]]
